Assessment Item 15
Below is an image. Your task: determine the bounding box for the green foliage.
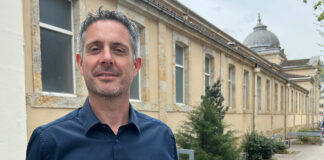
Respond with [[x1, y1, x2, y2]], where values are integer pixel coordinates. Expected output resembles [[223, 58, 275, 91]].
[[303, 0, 324, 21], [294, 127, 321, 144], [297, 127, 310, 132], [272, 141, 288, 154], [241, 131, 287, 160], [176, 80, 241, 160]]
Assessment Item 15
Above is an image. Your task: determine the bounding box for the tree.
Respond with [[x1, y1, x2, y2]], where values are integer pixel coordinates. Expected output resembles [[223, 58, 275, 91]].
[[175, 80, 240, 160], [303, 0, 324, 21]]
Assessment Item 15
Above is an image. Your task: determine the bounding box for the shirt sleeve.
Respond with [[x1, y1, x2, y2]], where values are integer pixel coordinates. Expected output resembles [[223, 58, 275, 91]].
[[26, 128, 45, 160], [168, 128, 178, 160]]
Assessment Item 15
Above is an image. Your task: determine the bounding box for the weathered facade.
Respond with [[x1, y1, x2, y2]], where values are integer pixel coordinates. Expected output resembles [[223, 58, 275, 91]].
[[23, 0, 321, 144]]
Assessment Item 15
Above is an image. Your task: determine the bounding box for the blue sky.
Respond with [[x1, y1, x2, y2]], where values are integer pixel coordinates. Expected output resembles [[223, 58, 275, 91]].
[[177, 0, 323, 60]]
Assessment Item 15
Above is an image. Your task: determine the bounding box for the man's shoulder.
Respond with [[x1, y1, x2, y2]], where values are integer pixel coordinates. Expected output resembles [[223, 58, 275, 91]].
[[32, 108, 81, 136]]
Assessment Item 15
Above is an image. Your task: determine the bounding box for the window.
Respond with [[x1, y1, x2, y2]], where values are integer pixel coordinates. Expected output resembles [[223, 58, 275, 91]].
[[275, 83, 278, 112], [295, 92, 297, 113], [130, 27, 143, 100], [130, 73, 140, 100], [175, 44, 184, 103], [280, 86, 284, 112], [257, 76, 261, 111], [228, 65, 235, 108], [39, 0, 74, 93], [205, 57, 211, 89], [243, 71, 249, 110], [291, 90, 293, 112], [266, 79, 270, 111]]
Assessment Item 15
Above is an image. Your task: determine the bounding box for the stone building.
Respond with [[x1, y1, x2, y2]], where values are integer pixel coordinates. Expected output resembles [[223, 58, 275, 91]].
[[2, 0, 321, 158], [23, 0, 320, 138]]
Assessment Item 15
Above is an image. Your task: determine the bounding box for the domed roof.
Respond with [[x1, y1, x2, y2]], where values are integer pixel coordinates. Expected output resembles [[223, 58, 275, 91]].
[[243, 15, 281, 53]]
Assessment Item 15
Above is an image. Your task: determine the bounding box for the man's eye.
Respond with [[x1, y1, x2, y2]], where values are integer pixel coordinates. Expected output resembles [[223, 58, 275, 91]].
[[89, 47, 100, 53], [113, 48, 125, 54]]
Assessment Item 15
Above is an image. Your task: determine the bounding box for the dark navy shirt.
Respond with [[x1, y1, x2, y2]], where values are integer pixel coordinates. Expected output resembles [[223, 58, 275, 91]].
[[27, 98, 178, 160]]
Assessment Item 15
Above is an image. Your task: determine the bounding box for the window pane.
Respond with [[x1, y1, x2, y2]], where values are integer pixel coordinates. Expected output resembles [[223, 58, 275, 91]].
[[205, 75, 209, 88], [130, 73, 140, 100], [39, 0, 71, 31], [205, 57, 210, 74], [176, 45, 183, 65], [41, 28, 73, 93], [176, 67, 184, 103], [257, 76, 261, 110]]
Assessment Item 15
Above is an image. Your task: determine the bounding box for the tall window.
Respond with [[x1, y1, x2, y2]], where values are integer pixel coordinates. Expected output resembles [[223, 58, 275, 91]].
[[291, 90, 293, 112], [257, 76, 261, 111], [266, 79, 270, 111], [295, 92, 297, 113], [39, 0, 74, 93], [280, 86, 284, 112], [228, 65, 235, 108], [274, 83, 278, 112], [130, 28, 142, 100], [130, 73, 140, 100], [205, 57, 211, 89], [175, 44, 184, 103], [243, 70, 249, 110]]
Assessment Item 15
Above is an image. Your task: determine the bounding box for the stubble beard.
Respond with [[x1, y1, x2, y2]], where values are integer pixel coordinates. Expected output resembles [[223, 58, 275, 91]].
[[83, 67, 134, 98]]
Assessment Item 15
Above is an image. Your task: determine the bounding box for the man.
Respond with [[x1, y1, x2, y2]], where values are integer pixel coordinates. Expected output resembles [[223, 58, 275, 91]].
[[27, 8, 178, 160]]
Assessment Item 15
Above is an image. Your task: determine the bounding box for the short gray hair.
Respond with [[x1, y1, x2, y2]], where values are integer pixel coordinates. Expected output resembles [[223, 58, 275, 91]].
[[78, 7, 139, 59]]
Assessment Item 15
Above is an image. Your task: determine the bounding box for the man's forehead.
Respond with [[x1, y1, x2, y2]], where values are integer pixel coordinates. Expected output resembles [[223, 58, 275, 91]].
[[84, 20, 130, 41]]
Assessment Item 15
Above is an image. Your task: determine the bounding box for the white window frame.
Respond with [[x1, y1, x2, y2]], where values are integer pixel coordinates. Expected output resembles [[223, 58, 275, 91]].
[[39, 0, 75, 95], [175, 44, 185, 104]]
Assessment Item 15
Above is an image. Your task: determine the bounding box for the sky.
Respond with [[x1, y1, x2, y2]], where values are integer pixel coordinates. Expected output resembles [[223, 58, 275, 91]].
[[177, 0, 323, 60]]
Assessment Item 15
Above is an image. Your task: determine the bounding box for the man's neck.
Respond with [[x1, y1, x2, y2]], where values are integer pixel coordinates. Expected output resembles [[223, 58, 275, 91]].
[[88, 93, 130, 135]]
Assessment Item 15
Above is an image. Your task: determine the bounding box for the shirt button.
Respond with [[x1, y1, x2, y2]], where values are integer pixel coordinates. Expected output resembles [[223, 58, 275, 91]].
[[115, 138, 119, 143]]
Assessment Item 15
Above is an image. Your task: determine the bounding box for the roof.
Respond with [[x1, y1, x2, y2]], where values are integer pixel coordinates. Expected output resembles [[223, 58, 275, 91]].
[[280, 72, 307, 79], [243, 15, 281, 53], [280, 59, 310, 67]]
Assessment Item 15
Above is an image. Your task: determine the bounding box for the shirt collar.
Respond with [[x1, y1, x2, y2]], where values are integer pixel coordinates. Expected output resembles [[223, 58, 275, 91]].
[[128, 103, 141, 133], [79, 98, 101, 135], [79, 98, 141, 135]]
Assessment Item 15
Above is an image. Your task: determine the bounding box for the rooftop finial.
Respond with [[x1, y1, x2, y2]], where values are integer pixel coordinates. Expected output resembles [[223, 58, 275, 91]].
[[258, 13, 261, 24]]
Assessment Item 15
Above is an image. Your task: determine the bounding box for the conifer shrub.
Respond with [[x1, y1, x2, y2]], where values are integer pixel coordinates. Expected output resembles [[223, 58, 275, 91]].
[[176, 80, 241, 160], [242, 131, 275, 160]]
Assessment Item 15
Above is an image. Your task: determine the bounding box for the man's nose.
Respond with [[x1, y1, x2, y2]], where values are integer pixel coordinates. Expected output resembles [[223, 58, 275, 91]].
[[100, 47, 113, 65]]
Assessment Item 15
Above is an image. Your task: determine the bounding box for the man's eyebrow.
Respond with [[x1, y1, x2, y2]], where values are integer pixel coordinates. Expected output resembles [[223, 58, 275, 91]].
[[111, 42, 127, 47], [85, 40, 101, 49]]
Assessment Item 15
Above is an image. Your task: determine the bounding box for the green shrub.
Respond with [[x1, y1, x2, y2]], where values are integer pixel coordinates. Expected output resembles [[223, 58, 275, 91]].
[[296, 127, 320, 144], [176, 80, 241, 160], [272, 141, 287, 154], [241, 131, 274, 160], [297, 127, 310, 132]]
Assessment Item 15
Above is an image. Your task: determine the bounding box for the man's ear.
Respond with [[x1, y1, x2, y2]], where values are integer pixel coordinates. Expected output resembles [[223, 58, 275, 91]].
[[133, 57, 142, 78], [76, 53, 83, 76]]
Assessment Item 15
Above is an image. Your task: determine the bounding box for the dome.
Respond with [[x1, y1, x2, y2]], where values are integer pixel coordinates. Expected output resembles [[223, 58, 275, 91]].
[[243, 15, 281, 53]]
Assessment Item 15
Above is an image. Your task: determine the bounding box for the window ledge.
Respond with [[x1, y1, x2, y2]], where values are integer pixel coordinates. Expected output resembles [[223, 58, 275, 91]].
[[26, 93, 84, 109]]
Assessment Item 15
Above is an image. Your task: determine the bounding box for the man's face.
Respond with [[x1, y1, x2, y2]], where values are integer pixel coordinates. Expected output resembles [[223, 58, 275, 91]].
[[77, 20, 141, 97]]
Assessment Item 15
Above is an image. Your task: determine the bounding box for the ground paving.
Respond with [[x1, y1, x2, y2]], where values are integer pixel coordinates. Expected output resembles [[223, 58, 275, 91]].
[[272, 143, 324, 160]]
